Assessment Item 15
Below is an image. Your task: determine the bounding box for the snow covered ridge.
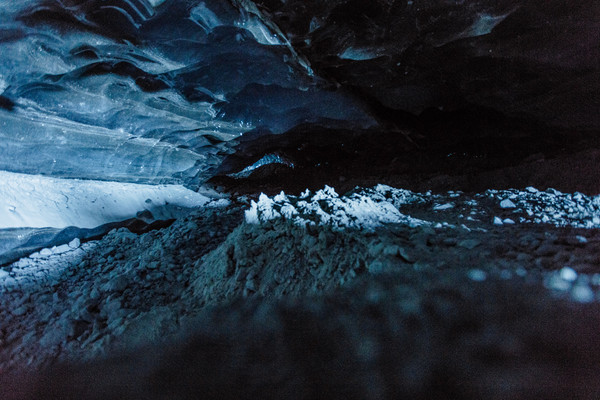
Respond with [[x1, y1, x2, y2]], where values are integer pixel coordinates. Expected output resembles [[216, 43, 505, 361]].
[[245, 185, 434, 230], [245, 185, 600, 230]]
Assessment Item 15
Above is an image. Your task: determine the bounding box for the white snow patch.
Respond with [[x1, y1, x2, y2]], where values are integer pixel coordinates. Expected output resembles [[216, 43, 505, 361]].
[[245, 184, 600, 232], [245, 185, 431, 230], [576, 235, 588, 244], [0, 171, 212, 229]]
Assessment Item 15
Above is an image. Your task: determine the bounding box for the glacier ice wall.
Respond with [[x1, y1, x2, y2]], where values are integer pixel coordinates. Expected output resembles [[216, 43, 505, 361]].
[[0, 0, 373, 185], [0, 0, 374, 263]]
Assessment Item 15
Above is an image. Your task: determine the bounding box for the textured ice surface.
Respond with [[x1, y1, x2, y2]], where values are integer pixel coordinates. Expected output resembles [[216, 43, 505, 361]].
[[228, 153, 294, 178], [0, 171, 214, 229], [0, 0, 373, 185]]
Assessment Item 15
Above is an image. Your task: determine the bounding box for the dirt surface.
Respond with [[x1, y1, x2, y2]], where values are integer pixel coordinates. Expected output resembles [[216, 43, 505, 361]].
[[1, 183, 600, 399]]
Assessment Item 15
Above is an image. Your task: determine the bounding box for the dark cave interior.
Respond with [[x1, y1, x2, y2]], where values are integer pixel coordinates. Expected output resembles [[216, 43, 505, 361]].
[[0, 1, 599, 399]]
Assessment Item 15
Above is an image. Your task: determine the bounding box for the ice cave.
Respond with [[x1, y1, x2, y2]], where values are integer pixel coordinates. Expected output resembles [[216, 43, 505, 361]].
[[0, 0, 599, 398]]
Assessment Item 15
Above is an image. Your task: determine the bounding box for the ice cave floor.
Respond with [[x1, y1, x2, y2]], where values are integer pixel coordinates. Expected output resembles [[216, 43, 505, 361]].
[[1, 182, 600, 399]]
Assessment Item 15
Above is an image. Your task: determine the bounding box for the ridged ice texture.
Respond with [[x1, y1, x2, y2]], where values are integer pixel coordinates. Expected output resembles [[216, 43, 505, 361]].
[[0, 0, 373, 184]]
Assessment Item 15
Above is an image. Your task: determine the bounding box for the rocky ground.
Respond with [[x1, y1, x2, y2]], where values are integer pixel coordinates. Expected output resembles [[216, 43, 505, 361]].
[[1, 181, 600, 399]]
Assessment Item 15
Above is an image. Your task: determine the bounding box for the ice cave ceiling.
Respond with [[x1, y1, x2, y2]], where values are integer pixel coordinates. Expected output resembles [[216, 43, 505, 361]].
[[1, 0, 597, 185]]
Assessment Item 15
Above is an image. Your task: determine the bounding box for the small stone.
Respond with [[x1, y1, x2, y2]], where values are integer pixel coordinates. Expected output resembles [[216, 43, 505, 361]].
[[245, 279, 257, 292], [146, 271, 164, 281], [515, 267, 527, 277], [68, 238, 81, 249], [40, 248, 52, 256], [503, 218, 515, 224], [369, 242, 385, 256], [560, 267, 578, 282], [103, 275, 129, 292], [442, 238, 457, 246], [571, 285, 594, 303], [575, 235, 588, 244], [102, 298, 122, 321], [368, 260, 386, 274], [433, 203, 454, 211], [545, 275, 571, 291], [12, 305, 28, 316], [398, 247, 414, 263], [500, 199, 517, 209], [536, 243, 558, 257], [500, 270, 512, 280], [101, 247, 116, 258], [458, 239, 481, 250], [493, 217, 503, 225], [89, 288, 100, 300], [383, 245, 400, 257], [145, 261, 159, 270], [53, 244, 71, 254], [468, 269, 487, 281]]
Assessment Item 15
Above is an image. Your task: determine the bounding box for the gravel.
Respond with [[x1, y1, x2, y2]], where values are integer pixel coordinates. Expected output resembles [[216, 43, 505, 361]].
[[0, 185, 599, 399]]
